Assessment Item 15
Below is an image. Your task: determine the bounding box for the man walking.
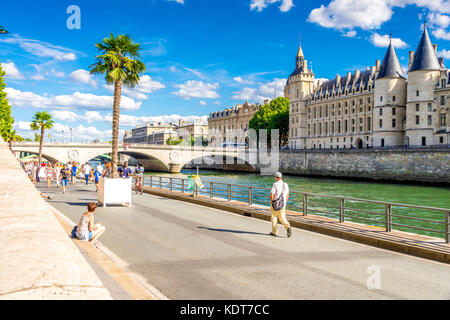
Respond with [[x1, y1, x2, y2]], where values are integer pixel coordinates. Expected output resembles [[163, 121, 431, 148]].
[[270, 172, 292, 238], [83, 162, 91, 185]]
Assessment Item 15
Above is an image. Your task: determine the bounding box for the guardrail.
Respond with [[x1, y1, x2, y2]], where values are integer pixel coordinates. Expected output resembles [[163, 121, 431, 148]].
[[141, 176, 450, 243]]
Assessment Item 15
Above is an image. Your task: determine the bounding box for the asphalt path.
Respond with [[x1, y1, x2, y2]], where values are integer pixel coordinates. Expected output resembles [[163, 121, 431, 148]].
[[38, 181, 450, 300]]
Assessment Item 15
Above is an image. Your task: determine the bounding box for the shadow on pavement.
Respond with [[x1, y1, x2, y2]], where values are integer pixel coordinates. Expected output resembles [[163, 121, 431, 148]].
[[197, 226, 270, 236]]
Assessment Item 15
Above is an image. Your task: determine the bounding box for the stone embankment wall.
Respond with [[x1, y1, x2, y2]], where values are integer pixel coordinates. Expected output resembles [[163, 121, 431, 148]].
[[278, 148, 450, 184]]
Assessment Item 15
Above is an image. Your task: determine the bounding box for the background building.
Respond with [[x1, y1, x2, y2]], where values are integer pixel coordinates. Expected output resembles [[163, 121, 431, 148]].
[[208, 102, 262, 147], [285, 26, 450, 150], [175, 120, 209, 142]]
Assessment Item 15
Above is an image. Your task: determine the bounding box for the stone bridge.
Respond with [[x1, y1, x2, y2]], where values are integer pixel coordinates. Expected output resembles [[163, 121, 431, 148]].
[[11, 143, 262, 173]]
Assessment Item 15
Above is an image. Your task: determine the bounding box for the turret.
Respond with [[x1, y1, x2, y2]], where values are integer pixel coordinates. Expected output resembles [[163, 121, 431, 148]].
[[373, 37, 407, 148], [285, 40, 315, 150], [406, 24, 442, 147]]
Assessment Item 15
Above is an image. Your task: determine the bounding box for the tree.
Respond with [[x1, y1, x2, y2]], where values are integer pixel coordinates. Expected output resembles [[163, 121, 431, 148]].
[[249, 97, 290, 147], [166, 137, 183, 146], [3, 127, 22, 150], [0, 65, 14, 144], [90, 34, 146, 178], [30, 111, 53, 166]]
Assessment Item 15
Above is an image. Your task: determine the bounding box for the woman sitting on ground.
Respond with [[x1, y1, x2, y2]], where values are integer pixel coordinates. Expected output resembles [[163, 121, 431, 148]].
[[76, 203, 106, 244]]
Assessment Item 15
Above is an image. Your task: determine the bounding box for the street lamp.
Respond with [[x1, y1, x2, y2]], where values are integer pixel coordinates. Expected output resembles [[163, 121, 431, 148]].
[[70, 128, 73, 144]]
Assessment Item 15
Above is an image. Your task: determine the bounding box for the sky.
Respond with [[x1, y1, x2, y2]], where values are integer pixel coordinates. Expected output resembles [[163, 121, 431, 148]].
[[1, 0, 450, 142]]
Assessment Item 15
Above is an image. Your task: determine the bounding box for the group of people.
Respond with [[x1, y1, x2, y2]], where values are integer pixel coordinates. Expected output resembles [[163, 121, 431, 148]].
[[21, 160, 145, 195]]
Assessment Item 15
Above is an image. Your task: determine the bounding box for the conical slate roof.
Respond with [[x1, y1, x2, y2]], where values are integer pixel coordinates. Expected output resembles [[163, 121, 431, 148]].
[[410, 26, 441, 72], [297, 42, 304, 58], [377, 40, 406, 79]]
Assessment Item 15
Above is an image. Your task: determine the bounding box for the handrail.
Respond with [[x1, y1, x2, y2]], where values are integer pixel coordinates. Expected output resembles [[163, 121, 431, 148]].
[[141, 175, 450, 243]]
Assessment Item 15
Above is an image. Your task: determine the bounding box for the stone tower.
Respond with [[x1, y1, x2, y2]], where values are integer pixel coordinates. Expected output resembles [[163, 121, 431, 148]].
[[285, 41, 315, 149], [406, 25, 442, 147], [373, 37, 407, 147]]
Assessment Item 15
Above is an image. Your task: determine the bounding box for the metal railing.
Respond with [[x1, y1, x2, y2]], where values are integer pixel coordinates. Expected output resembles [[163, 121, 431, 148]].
[[141, 175, 450, 243]]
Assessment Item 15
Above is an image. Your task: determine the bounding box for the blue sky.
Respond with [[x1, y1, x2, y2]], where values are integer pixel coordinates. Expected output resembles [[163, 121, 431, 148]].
[[1, 0, 449, 142]]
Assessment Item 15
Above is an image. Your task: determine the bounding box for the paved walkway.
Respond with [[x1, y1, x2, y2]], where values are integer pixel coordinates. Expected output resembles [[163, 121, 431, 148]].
[[0, 139, 112, 299], [39, 181, 450, 300]]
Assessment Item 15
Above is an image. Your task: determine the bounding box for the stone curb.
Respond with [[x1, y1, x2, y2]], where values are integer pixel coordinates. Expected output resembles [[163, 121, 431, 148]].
[[140, 187, 450, 265]]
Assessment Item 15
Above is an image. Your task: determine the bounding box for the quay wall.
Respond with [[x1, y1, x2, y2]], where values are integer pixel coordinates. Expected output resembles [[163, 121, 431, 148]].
[[277, 148, 450, 184], [0, 138, 113, 299]]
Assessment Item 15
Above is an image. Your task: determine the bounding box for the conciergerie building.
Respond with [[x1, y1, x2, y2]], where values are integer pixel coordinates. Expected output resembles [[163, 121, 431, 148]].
[[285, 25, 450, 150]]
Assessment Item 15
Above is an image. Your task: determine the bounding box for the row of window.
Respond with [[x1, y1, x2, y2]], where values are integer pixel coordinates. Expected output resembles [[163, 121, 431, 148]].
[[298, 118, 372, 137]]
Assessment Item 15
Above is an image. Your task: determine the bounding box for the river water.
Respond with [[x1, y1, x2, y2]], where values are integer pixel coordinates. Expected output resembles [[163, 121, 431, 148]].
[[144, 169, 450, 240]]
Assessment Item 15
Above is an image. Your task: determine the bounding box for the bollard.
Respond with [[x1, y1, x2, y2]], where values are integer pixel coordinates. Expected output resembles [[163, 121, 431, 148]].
[[446, 211, 449, 244], [339, 198, 345, 223], [181, 179, 184, 193], [385, 204, 392, 232], [248, 187, 253, 206], [210, 182, 213, 198], [303, 194, 308, 216], [228, 184, 231, 202], [169, 178, 173, 191], [150, 176, 153, 188]]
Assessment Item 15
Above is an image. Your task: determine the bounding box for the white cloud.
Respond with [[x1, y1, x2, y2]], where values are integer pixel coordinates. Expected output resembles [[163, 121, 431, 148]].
[[102, 75, 165, 100], [200, 101, 207, 106], [166, 0, 184, 4], [69, 69, 97, 88], [432, 28, 450, 40], [30, 74, 47, 81], [370, 33, 408, 48], [233, 76, 256, 85], [308, 0, 450, 31], [232, 78, 286, 103], [5, 87, 141, 111], [0, 62, 24, 79], [250, 0, 294, 12], [173, 80, 220, 100], [343, 30, 357, 37], [438, 49, 450, 58], [0, 34, 79, 61]]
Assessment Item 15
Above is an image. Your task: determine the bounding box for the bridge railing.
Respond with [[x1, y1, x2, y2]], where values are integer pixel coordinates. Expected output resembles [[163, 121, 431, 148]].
[[141, 175, 450, 243]]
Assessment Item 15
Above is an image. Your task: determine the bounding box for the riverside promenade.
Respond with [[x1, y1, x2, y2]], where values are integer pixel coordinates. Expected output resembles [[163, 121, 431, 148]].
[[39, 181, 450, 300], [0, 138, 112, 299]]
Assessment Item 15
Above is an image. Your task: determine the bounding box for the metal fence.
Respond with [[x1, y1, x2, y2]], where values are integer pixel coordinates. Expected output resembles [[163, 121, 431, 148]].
[[141, 175, 450, 243]]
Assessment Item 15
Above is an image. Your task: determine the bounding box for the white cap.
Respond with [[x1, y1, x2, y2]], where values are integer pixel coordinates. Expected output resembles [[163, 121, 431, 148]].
[[274, 172, 283, 178]]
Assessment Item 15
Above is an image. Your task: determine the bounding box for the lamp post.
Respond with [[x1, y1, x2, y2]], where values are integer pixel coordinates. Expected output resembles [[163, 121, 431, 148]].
[[70, 128, 73, 144]]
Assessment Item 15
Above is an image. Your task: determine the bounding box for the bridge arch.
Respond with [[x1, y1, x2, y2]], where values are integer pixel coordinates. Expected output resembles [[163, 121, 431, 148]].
[[13, 150, 61, 164], [85, 150, 170, 172], [180, 153, 256, 172]]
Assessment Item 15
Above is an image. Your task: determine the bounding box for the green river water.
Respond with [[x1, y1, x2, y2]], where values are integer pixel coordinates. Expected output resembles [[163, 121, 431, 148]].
[[144, 169, 450, 240]]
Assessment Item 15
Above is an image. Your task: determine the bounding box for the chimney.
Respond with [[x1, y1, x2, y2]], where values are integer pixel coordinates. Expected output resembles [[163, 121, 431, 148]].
[[304, 59, 308, 72], [347, 71, 351, 80], [408, 51, 414, 70], [371, 66, 376, 74], [376, 59, 381, 72], [355, 69, 360, 80], [433, 44, 437, 54]]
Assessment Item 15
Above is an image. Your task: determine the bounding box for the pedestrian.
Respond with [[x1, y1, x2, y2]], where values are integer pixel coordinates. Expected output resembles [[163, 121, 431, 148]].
[[118, 161, 132, 178], [71, 162, 78, 185], [134, 163, 144, 195], [45, 163, 53, 189], [102, 162, 112, 178], [94, 163, 103, 192], [54, 162, 61, 188], [270, 172, 292, 238], [83, 162, 91, 185], [74, 203, 106, 244], [60, 165, 70, 194]]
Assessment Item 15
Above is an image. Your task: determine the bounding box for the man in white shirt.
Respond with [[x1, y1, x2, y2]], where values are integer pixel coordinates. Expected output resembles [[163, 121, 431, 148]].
[[83, 162, 91, 185], [270, 172, 292, 238]]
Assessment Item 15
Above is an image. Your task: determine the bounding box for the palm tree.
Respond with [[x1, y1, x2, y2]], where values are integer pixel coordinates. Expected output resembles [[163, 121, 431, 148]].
[[30, 111, 53, 166], [3, 127, 22, 150], [90, 34, 145, 178]]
